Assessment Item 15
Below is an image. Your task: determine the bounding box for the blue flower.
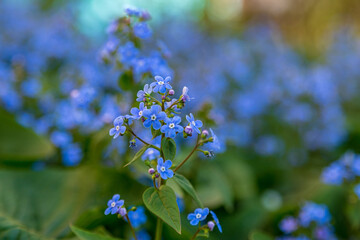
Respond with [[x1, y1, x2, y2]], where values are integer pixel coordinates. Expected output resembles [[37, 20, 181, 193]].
[[181, 86, 193, 102], [62, 143, 83, 167], [161, 116, 183, 138], [186, 113, 203, 134], [157, 158, 174, 180], [321, 162, 346, 185], [299, 202, 331, 227], [142, 105, 166, 130], [354, 184, 360, 199], [352, 156, 360, 176], [136, 84, 152, 102], [133, 22, 152, 39], [21, 78, 41, 97], [125, 7, 142, 17], [142, 147, 160, 160], [279, 216, 298, 234], [133, 230, 150, 240], [119, 41, 138, 65], [210, 210, 222, 233], [150, 76, 172, 94], [128, 206, 147, 228], [105, 194, 124, 215], [187, 208, 209, 226], [109, 116, 126, 139], [131, 102, 147, 119], [50, 131, 72, 147], [206, 128, 221, 152]]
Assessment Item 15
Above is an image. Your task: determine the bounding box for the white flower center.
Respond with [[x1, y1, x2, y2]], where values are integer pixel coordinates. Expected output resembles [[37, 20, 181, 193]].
[[158, 81, 164, 85], [111, 202, 116, 207], [151, 114, 157, 120], [139, 111, 143, 116], [148, 149, 154, 154], [116, 126, 120, 131], [169, 123, 175, 129], [160, 166, 166, 172], [196, 213, 201, 219]]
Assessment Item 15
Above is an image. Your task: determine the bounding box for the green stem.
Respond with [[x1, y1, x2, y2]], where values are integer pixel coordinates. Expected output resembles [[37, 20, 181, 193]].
[[148, 95, 162, 105], [127, 127, 160, 151], [174, 135, 200, 172], [125, 214, 138, 240], [155, 217, 163, 240], [191, 228, 201, 240]]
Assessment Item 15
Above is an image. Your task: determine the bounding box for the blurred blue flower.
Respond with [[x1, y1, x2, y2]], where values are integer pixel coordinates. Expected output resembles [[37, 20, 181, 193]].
[[161, 116, 183, 138], [128, 206, 147, 228], [321, 162, 346, 185], [142, 147, 160, 161], [299, 202, 331, 227], [133, 230, 150, 240], [186, 113, 203, 134], [142, 105, 166, 130], [150, 76, 172, 94], [354, 184, 360, 199], [105, 194, 124, 215], [136, 84, 152, 102], [279, 216, 298, 234], [21, 78, 41, 97], [133, 22, 152, 39], [187, 208, 209, 226], [61, 143, 83, 167], [119, 41, 138, 65], [210, 210, 222, 233], [157, 158, 173, 180]]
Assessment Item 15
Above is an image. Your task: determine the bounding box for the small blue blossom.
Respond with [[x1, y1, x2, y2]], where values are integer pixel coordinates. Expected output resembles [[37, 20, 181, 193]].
[[119, 41, 139, 65], [50, 131, 72, 147], [321, 162, 346, 185], [150, 76, 172, 94], [105, 194, 124, 215], [279, 216, 298, 234], [142, 147, 160, 160], [62, 143, 82, 167], [131, 102, 147, 119], [181, 86, 193, 102], [354, 183, 360, 199], [136, 84, 152, 102], [21, 78, 41, 97], [187, 208, 209, 226], [157, 158, 174, 180], [161, 116, 184, 138], [299, 202, 331, 227], [206, 128, 221, 152], [133, 230, 150, 240], [109, 116, 126, 139], [128, 206, 147, 228], [186, 113, 203, 134], [177, 196, 185, 213], [125, 7, 142, 17], [133, 22, 152, 39], [142, 105, 166, 130], [210, 210, 222, 233], [352, 156, 360, 176]]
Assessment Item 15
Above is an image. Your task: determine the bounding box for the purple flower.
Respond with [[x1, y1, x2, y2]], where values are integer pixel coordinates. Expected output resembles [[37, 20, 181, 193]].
[[150, 76, 172, 94], [161, 116, 183, 138], [142, 105, 166, 130], [186, 113, 203, 134], [187, 208, 209, 226], [133, 22, 152, 39], [109, 116, 126, 139], [131, 102, 147, 119], [136, 84, 152, 102], [105, 194, 124, 215], [157, 158, 173, 180]]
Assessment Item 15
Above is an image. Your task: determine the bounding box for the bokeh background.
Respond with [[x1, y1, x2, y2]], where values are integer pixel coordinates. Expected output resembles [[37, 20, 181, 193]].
[[1, 0, 360, 239]]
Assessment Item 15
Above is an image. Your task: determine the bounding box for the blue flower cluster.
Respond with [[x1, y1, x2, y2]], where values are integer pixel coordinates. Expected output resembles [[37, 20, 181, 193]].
[[187, 208, 222, 233], [277, 202, 336, 240], [321, 151, 360, 199]]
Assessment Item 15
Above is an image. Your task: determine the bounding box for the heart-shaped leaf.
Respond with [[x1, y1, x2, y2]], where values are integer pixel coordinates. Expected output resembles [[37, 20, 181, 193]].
[[161, 138, 176, 160], [142, 186, 181, 234]]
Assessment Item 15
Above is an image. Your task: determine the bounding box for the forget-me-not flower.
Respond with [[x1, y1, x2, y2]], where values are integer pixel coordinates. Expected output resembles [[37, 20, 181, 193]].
[[186, 113, 203, 134], [131, 102, 147, 119], [142, 105, 166, 130], [133, 22, 152, 39], [105, 194, 124, 215], [136, 84, 152, 102], [161, 116, 183, 138], [157, 158, 174, 180], [150, 76, 172, 94], [109, 116, 126, 139], [187, 208, 209, 226]]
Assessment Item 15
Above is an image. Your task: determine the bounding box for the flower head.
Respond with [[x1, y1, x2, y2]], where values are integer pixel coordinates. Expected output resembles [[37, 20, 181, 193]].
[[142, 147, 160, 160], [125, 7, 142, 17], [128, 206, 147, 228], [187, 208, 209, 226], [150, 76, 172, 94], [131, 102, 147, 119], [161, 116, 183, 138], [133, 22, 152, 39], [210, 210, 222, 233], [181, 86, 193, 102], [321, 162, 346, 185], [136, 84, 152, 102], [205, 128, 221, 152], [142, 105, 166, 130], [186, 113, 203, 134], [109, 116, 126, 139], [157, 158, 174, 180], [105, 194, 124, 215], [279, 216, 298, 234]]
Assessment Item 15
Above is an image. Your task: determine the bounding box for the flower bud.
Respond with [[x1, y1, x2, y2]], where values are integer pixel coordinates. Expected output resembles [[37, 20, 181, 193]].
[[169, 89, 175, 95], [155, 173, 160, 178], [148, 168, 155, 175], [119, 207, 127, 217], [130, 206, 137, 212], [129, 139, 136, 148], [162, 95, 166, 100], [184, 126, 193, 136], [202, 130, 209, 138], [207, 221, 215, 231]]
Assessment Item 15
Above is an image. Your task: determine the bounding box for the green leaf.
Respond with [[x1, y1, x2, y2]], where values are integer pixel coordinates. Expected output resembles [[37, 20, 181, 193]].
[[161, 138, 176, 160], [142, 186, 181, 234], [249, 230, 273, 240], [70, 225, 120, 240], [0, 110, 55, 161], [173, 174, 203, 208], [124, 145, 149, 167]]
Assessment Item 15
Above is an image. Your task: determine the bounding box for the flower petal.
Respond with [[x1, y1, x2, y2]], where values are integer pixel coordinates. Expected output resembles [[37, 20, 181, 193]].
[[143, 119, 152, 128], [153, 120, 161, 130]]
